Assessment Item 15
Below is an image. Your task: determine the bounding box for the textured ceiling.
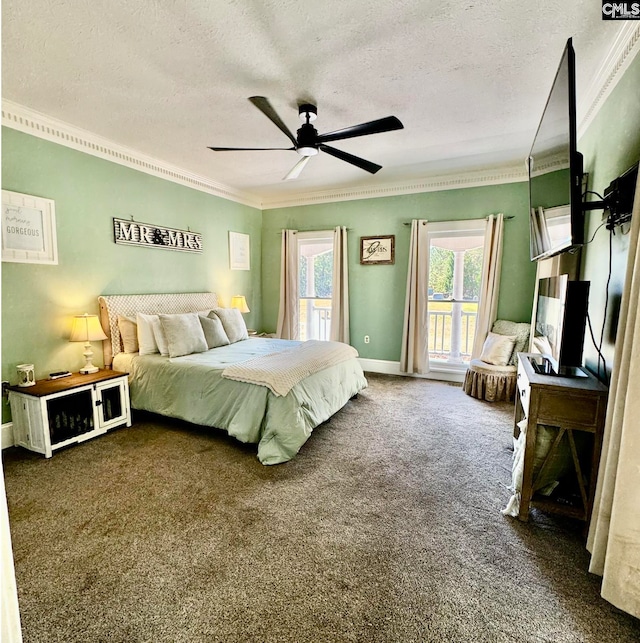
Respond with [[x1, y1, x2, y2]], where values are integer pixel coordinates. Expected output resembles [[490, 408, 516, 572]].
[[1, 1, 625, 202]]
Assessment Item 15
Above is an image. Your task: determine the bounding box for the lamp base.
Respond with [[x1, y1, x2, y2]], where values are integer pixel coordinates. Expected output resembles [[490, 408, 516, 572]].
[[80, 342, 100, 374]]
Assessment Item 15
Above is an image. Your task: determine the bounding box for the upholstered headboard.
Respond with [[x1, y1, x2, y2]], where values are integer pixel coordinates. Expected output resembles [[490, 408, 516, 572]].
[[98, 292, 219, 367]]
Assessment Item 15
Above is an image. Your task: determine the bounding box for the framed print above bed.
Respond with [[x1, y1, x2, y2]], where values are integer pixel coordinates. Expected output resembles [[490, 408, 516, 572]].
[[1, 190, 58, 265], [229, 231, 250, 270], [360, 235, 394, 265]]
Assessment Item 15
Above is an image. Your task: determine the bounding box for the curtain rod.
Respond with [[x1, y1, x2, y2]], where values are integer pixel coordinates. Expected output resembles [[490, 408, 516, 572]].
[[402, 215, 514, 226], [276, 228, 353, 234]]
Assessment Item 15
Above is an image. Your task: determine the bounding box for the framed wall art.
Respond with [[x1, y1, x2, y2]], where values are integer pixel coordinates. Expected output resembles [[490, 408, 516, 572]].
[[1, 190, 58, 265], [360, 235, 395, 265], [229, 231, 250, 270]]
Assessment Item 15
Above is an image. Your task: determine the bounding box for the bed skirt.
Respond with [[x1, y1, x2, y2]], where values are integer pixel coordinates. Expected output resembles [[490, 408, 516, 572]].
[[463, 359, 516, 402]]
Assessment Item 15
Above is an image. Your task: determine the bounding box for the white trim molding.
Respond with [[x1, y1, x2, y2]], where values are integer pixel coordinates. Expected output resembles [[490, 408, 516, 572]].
[[1, 423, 14, 450], [578, 23, 640, 138], [358, 358, 465, 384], [1, 101, 262, 210], [260, 164, 529, 210]]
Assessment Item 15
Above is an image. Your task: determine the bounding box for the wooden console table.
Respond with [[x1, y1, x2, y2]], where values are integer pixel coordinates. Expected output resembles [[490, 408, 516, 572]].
[[514, 353, 608, 523]]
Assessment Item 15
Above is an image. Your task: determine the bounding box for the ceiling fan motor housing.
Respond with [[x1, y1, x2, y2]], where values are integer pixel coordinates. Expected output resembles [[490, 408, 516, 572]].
[[296, 122, 319, 156]]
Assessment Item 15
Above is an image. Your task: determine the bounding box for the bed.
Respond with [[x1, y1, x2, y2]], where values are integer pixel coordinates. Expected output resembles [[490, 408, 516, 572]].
[[98, 293, 367, 464]]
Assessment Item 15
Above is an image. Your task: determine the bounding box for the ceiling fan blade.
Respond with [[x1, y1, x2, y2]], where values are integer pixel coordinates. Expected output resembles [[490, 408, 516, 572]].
[[319, 144, 382, 174], [283, 156, 311, 181], [248, 96, 298, 147], [208, 146, 294, 151], [317, 116, 403, 144]]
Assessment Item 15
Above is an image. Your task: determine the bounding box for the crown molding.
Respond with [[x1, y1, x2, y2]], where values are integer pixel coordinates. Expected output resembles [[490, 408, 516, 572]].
[[578, 22, 640, 138], [1, 100, 262, 210], [529, 151, 569, 178], [259, 164, 529, 210], [3, 24, 637, 211]]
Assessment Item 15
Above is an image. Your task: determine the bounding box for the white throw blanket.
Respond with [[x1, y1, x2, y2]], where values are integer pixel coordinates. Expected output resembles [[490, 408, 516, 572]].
[[222, 340, 358, 396]]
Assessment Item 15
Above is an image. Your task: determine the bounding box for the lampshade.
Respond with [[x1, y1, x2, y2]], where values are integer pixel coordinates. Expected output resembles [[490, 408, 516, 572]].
[[69, 314, 108, 342], [69, 313, 107, 374], [230, 295, 250, 314]]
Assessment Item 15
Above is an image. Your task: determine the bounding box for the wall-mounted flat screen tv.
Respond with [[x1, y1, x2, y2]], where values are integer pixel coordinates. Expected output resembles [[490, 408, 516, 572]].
[[528, 38, 584, 261]]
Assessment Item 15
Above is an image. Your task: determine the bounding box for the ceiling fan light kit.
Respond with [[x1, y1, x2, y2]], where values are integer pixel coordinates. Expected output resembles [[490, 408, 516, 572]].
[[208, 96, 403, 180]]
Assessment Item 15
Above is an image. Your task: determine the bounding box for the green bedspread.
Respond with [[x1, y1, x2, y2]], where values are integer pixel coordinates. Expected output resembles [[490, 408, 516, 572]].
[[115, 338, 368, 464]]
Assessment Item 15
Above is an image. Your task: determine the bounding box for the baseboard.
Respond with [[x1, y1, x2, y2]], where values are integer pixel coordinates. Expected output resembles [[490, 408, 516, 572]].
[[1, 423, 14, 450], [358, 358, 465, 383]]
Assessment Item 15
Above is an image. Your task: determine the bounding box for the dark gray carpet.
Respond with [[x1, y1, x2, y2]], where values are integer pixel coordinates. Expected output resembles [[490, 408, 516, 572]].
[[4, 374, 640, 642]]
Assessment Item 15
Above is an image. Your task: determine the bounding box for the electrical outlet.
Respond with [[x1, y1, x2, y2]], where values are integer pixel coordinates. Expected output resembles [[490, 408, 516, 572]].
[[364, 335, 370, 344]]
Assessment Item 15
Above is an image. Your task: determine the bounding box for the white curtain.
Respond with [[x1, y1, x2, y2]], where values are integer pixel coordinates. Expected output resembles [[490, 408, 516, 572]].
[[587, 173, 640, 619], [400, 219, 430, 374], [471, 213, 505, 358], [330, 226, 350, 343], [1, 455, 22, 643], [276, 229, 299, 340]]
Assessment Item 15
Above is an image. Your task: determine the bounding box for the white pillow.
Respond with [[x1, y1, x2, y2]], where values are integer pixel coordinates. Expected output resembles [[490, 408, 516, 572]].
[[199, 314, 230, 348], [491, 320, 530, 365], [136, 313, 162, 355], [152, 320, 169, 356], [209, 308, 248, 344], [480, 332, 517, 366], [159, 313, 208, 358]]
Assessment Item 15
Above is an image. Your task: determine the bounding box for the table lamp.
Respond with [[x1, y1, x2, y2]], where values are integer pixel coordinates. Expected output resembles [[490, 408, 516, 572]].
[[230, 295, 250, 314], [70, 313, 107, 374]]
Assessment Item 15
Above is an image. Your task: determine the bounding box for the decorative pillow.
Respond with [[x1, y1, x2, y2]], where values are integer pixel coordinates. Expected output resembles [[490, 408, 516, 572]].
[[209, 308, 248, 343], [152, 320, 170, 356], [118, 315, 139, 353], [480, 332, 517, 366], [199, 314, 230, 349], [491, 320, 531, 365], [136, 313, 162, 355], [158, 313, 208, 358]]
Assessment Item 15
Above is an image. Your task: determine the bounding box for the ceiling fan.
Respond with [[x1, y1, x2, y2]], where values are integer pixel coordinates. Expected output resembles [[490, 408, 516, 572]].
[[208, 96, 404, 180]]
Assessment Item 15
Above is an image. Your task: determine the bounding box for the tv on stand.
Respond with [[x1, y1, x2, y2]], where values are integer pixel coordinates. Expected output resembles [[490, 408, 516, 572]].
[[530, 275, 589, 378]]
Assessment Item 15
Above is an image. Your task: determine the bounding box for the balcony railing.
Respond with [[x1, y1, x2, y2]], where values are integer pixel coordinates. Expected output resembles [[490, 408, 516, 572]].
[[297, 297, 476, 360], [299, 297, 331, 341], [428, 299, 478, 363]]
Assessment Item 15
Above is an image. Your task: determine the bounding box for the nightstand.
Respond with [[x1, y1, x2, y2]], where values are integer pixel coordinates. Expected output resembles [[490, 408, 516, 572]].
[[8, 370, 131, 458]]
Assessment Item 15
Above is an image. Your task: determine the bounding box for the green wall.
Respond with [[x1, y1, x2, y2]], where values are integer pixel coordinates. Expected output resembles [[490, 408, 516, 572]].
[[579, 53, 640, 380], [262, 183, 537, 361], [2, 128, 262, 421]]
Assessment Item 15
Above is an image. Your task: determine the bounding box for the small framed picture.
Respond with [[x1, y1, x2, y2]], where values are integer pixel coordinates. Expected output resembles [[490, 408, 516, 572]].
[[360, 235, 395, 265], [229, 231, 250, 270], [2, 190, 58, 265]]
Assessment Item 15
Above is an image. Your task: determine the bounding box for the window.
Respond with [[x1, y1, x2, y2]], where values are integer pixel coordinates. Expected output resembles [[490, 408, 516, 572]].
[[297, 231, 334, 341], [427, 220, 486, 367]]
